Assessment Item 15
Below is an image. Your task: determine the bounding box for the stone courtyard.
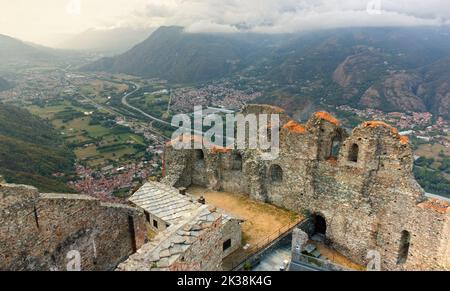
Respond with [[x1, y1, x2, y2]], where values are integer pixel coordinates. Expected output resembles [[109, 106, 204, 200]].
[[188, 186, 304, 270], [188, 186, 302, 247]]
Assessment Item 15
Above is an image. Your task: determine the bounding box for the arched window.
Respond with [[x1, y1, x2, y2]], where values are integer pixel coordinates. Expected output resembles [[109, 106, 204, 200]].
[[348, 143, 359, 163], [397, 230, 411, 265], [195, 150, 205, 162], [232, 153, 243, 171], [270, 165, 283, 183]]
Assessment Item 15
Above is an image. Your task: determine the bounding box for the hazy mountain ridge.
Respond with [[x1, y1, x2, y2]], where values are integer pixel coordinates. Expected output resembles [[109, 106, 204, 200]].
[[0, 34, 53, 62], [0, 34, 88, 69], [57, 27, 155, 55], [417, 57, 450, 118], [83, 26, 279, 83], [84, 26, 450, 118], [357, 57, 450, 118], [251, 27, 450, 118]]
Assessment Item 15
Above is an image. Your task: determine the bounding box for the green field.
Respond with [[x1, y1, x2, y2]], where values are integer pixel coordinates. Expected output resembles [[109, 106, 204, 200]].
[[128, 91, 172, 120], [79, 79, 128, 104], [27, 98, 147, 169]]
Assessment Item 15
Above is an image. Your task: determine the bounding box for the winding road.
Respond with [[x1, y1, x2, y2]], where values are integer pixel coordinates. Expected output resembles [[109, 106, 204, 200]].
[[121, 82, 172, 126], [121, 83, 223, 141]]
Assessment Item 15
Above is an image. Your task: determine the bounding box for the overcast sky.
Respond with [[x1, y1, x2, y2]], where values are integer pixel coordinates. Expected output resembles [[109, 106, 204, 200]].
[[1, 0, 450, 45]]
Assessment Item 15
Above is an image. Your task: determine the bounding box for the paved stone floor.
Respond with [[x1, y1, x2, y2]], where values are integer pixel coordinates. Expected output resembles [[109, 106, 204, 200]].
[[252, 244, 291, 271]]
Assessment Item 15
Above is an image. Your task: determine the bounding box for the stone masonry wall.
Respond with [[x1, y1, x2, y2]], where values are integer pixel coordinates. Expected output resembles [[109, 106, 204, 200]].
[[0, 183, 147, 271], [117, 205, 224, 271], [221, 219, 243, 258]]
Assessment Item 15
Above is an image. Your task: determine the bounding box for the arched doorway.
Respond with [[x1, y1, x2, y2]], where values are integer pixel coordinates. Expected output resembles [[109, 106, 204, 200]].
[[313, 214, 327, 236]]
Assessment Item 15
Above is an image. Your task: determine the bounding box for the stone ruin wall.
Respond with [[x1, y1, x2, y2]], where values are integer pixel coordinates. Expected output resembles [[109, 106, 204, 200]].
[[170, 218, 223, 271], [163, 104, 450, 271], [117, 205, 224, 271], [221, 218, 243, 259], [0, 183, 147, 271]]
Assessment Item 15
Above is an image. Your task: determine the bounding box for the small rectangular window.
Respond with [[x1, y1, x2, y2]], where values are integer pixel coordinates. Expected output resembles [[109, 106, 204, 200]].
[[223, 239, 232, 251], [153, 220, 159, 229], [144, 211, 150, 223]]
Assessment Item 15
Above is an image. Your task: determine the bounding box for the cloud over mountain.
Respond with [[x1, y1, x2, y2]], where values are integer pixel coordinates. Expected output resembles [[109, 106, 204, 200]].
[[2, 0, 450, 44], [128, 0, 450, 34]]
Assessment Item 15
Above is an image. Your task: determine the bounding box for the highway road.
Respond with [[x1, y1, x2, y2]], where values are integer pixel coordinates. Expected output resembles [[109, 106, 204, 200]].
[[121, 83, 173, 126], [67, 72, 170, 143]]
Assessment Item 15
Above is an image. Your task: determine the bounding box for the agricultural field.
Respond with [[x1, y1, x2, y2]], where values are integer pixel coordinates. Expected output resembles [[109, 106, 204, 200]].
[[412, 136, 450, 197], [79, 79, 128, 104], [128, 89, 172, 120], [27, 98, 147, 169], [415, 138, 450, 161]]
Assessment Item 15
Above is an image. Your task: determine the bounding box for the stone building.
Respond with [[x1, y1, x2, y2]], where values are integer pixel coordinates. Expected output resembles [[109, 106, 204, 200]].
[[117, 203, 224, 271], [125, 181, 243, 265], [163, 104, 450, 271]]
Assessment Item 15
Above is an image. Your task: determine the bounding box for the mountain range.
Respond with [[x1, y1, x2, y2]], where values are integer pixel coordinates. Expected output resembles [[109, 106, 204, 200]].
[[84, 26, 450, 118], [0, 34, 53, 63], [83, 26, 279, 82], [56, 27, 155, 55], [0, 34, 90, 70]]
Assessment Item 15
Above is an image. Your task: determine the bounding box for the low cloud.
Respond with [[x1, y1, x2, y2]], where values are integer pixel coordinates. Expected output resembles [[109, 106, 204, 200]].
[[127, 0, 450, 34], [2, 0, 450, 45]]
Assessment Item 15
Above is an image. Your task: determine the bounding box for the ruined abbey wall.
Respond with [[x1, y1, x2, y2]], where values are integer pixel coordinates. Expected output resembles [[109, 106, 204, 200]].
[[0, 183, 147, 271], [163, 104, 450, 271], [117, 204, 224, 271]]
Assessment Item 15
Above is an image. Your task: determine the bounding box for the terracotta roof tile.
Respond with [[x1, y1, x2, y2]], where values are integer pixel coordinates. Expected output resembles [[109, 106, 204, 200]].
[[211, 146, 233, 154], [362, 121, 410, 145], [283, 120, 307, 134], [418, 198, 450, 214], [315, 112, 342, 126]]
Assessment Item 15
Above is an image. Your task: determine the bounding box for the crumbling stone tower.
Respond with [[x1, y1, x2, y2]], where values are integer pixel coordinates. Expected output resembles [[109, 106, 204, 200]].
[[163, 104, 450, 271]]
